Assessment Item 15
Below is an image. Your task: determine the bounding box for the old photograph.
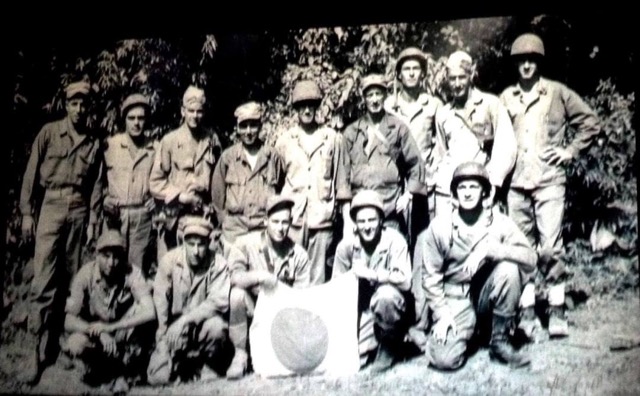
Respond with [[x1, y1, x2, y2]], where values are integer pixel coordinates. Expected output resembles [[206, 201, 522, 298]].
[[2, 9, 637, 395]]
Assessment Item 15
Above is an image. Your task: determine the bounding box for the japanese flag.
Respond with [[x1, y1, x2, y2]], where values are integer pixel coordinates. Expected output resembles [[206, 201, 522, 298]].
[[249, 272, 360, 377]]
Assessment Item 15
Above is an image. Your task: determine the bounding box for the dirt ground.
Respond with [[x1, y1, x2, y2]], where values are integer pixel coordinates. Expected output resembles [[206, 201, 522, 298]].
[[1, 290, 639, 396]]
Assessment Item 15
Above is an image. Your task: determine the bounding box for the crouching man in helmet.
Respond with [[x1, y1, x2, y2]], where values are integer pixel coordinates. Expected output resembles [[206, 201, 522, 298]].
[[416, 162, 536, 370]]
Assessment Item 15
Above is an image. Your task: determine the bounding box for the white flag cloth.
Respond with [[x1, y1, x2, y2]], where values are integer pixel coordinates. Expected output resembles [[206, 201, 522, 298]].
[[249, 271, 360, 378]]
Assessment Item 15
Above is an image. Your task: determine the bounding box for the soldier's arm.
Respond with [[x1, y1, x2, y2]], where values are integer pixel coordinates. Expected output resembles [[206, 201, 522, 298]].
[[292, 248, 312, 288], [229, 243, 267, 289], [398, 123, 428, 195], [152, 257, 173, 339], [19, 126, 48, 217], [210, 155, 227, 226], [493, 216, 537, 275], [106, 269, 156, 332], [430, 108, 449, 178], [149, 137, 181, 204], [378, 234, 411, 291], [330, 239, 353, 280], [64, 268, 91, 334], [485, 100, 517, 187], [420, 220, 453, 322], [88, 149, 104, 227], [562, 85, 601, 158]]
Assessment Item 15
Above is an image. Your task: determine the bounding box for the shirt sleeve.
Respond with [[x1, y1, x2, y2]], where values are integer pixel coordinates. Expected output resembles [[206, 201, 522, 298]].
[[331, 239, 353, 279], [227, 242, 252, 287], [495, 215, 537, 275], [292, 247, 312, 288], [149, 136, 181, 204], [65, 266, 89, 316], [387, 234, 411, 291], [485, 99, 517, 187], [334, 133, 352, 201], [397, 122, 428, 195], [152, 256, 173, 338], [210, 153, 227, 225], [561, 85, 601, 158], [418, 219, 453, 322], [19, 125, 48, 216]]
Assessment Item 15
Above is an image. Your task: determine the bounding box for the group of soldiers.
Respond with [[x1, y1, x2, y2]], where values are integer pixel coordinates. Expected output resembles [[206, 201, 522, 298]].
[[15, 33, 600, 391]]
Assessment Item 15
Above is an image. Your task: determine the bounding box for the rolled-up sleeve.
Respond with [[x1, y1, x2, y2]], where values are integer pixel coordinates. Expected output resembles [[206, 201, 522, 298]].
[[418, 220, 452, 322]]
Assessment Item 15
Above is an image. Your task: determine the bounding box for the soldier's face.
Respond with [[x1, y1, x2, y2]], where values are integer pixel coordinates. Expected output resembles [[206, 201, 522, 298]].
[[125, 106, 147, 138], [456, 180, 484, 210], [447, 66, 471, 100], [364, 87, 385, 115], [237, 119, 260, 147], [355, 207, 382, 244], [66, 97, 88, 126], [399, 59, 424, 89], [266, 209, 292, 244], [97, 248, 124, 280], [181, 102, 205, 130], [295, 101, 319, 126], [184, 235, 209, 266], [517, 57, 539, 81]]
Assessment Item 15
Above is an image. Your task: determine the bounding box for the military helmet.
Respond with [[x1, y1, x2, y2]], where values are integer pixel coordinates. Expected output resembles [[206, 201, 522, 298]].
[[292, 80, 323, 104], [395, 47, 427, 74], [450, 162, 492, 196], [511, 33, 545, 57], [349, 190, 385, 220]]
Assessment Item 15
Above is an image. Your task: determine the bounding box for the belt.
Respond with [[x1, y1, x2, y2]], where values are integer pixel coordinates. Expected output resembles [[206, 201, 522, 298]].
[[443, 282, 471, 298], [45, 186, 81, 197]]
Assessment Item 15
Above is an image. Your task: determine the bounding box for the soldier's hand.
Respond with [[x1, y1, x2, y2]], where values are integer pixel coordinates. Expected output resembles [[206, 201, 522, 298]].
[[541, 147, 573, 166], [86, 223, 96, 243], [178, 191, 202, 206], [88, 321, 111, 337], [432, 314, 457, 345], [99, 332, 117, 356], [484, 237, 505, 262], [260, 271, 278, 289], [395, 192, 412, 213], [166, 321, 182, 351], [462, 245, 487, 277], [21, 215, 35, 240], [103, 196, 118, 214], [352, 264, 376, 281]]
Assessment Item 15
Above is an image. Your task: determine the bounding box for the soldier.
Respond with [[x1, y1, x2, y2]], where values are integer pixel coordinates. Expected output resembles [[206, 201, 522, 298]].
[[384, 47, 444, 349], [225, 194, 311, 379], [343, 73, 427, 234], [500, 34, 601, 338], [431, 50, 517, 217], [19, 80, 103, 384], [418, 162, 536, 370], [147, 216, 231, 385], [211, 101, 285, 253], [103, 93, 157, 276], [332, 190, 413, 372], [61, 230, 155, 393], [275, 80, 351, 284], [149, 85, 221, 259]]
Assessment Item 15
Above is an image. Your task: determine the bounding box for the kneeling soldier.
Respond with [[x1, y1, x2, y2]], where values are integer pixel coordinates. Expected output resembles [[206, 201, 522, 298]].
[[418, 162, 536, 370], [147, 216, 231, 384], [62, 230, 156, 392], [332, 190, 413, 372], [226, 194, 311, 379]]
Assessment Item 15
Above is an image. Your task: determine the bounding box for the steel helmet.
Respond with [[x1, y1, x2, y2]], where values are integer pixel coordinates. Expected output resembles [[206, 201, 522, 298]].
[[511, 33, 545, 57], [450, 162, 492, 197]]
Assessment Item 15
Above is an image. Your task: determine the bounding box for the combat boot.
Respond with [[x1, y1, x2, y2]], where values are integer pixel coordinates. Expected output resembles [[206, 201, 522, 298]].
[[226, 323, 249, 380], [548, 305, 569, 338], [489, 314, 530, 368]]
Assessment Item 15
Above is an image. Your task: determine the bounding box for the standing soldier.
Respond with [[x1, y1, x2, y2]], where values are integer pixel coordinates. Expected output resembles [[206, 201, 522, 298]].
[[343, 73, 427, 234], [19, 80, 103, 384], [149, 85, 221, 259], [211, 101, 285, 254], [103, 93, 157, 276], [418, 162, 536, 370], [147, 216, 231, 384], [431, 50, 517, 217], [332, 190, 413, 373], [500, 34, 601, 338], [225, 194, 311, 379], [275, 80, 351, 284]]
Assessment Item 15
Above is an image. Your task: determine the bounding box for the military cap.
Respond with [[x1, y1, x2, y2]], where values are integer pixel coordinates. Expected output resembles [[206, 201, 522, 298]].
[[121, 93, 150, 116], [182, 85, 206, 106], [266, 194, 295, 216], [181, 216, 214, 238], [349, 190, 384, 220], [65, 81, 91, 99], [396, 47, 427, 73], [446, 51, 474, 72], [234, 101, 263, 124], [360, 74, 388, 94], [450, 161, 492, 196], [96, 229, 126, 252], [292, 80, 323, 104]]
